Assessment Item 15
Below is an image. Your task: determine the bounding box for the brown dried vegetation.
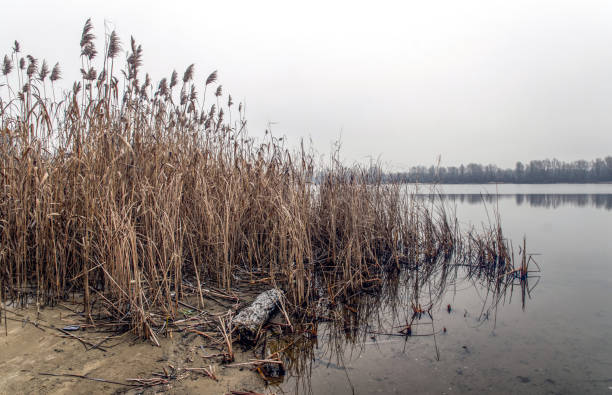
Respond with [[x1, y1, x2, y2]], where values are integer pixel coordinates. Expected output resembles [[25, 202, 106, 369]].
[[0, 20, 519, 343]]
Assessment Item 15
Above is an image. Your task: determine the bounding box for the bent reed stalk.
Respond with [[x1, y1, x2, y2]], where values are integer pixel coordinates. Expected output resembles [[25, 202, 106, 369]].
[[0, 20, 517, 340]]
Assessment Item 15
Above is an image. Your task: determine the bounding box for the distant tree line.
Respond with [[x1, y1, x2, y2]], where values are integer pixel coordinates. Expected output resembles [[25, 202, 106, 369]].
[[383, 156, 612, 184]]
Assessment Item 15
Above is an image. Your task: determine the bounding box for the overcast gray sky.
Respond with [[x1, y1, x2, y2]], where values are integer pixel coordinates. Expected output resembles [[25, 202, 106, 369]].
[[2, 0, 612, 169]]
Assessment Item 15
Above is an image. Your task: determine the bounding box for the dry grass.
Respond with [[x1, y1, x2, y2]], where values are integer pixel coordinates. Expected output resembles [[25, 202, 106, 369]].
[[0, 20, 518, 341]]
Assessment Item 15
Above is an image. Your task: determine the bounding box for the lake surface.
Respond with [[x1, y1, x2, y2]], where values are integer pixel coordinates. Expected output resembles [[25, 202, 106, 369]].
[[277, 184, 612, 394]]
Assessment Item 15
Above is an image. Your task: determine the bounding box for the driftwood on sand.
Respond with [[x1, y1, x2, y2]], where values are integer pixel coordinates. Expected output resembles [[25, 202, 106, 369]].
[[232, 289, 283, 345]]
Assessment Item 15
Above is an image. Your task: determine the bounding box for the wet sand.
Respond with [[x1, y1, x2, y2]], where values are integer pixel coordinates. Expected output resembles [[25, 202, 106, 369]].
[[0, 304, 269, 395]]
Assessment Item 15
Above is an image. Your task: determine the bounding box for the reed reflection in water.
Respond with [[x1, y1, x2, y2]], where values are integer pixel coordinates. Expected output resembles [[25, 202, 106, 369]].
[[272, 248, 539, 394]]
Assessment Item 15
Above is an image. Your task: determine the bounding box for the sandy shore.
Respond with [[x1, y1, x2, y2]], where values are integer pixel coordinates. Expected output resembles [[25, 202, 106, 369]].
[[0, 304, 270, 394]]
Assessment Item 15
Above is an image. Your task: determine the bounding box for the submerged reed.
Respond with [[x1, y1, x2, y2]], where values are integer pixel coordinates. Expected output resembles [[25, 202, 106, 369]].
[[0, 20, 519, 340]]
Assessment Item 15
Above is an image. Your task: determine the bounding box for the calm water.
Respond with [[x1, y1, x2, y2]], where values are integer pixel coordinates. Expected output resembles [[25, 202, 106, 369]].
[[278, 184, 612, 394]]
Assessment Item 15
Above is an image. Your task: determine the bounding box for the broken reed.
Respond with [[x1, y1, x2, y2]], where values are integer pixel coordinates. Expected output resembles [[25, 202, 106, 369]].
[[0, 20, 514, 339]]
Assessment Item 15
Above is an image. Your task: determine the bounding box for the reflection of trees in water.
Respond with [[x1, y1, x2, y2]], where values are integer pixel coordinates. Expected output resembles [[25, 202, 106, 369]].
[[417, 194, 612, 210], [273, 252, 539, 394]]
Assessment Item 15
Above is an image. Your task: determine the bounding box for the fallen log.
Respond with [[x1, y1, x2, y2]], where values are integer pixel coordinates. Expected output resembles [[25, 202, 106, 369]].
[[232, 289, 283, 345]]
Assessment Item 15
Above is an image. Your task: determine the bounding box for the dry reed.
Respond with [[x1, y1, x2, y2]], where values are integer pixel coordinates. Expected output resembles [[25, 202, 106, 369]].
[[0, 20, 518, 341]]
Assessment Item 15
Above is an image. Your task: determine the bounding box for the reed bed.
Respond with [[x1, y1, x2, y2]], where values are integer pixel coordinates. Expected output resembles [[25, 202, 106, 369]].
[[0, 20, 520, 342]]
